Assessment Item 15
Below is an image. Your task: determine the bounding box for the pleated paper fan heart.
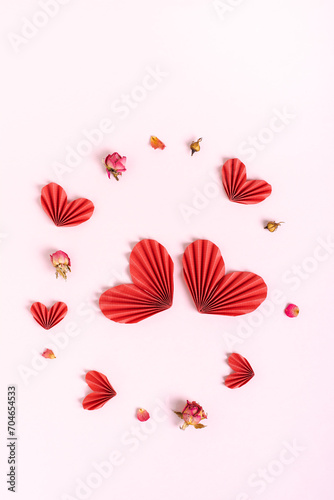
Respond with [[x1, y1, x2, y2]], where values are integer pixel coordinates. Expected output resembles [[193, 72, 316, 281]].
[[30, 301, 68, 329], [83, 371, 117, 410], [99, 239, 174, 323], [225, 353, 254, 388], [222, 158, 272, 204], [41, 183, 94, 226], [182, 240, 267, 316]]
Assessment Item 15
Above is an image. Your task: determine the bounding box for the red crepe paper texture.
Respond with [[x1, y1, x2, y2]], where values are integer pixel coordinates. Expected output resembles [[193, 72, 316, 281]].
[[222, 158, 272, 204], [82, 371, 117, 410], [225, 353, 254, 388], [41, 183, 94, 226], [30, 301, 68, 329], [99, 239, 174, 324], [183, 240, 267, 316]]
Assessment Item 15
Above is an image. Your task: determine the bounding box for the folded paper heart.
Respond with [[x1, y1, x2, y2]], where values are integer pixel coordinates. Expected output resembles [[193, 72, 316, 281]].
[[99, 239, 174, 323], [82, 371, 117, 410], [41, 183, 94, 226], [225, 353, 254, 388], [222, 158, 272, 204], [30, 301, 68, 329], [183, 240, 267, 315]]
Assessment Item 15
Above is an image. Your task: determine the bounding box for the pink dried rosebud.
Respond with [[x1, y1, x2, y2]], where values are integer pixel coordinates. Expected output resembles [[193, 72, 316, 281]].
[[137, 408, 150, 422], [174, 400, 207, 430], [285, 303, 299, 318], [50, 250, 71, 280], [104, 153, 127, 181], [42, 349, 56, 359]]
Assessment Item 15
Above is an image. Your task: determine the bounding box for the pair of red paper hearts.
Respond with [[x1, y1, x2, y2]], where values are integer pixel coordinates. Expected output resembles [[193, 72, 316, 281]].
[[99, 239, 267, 324]]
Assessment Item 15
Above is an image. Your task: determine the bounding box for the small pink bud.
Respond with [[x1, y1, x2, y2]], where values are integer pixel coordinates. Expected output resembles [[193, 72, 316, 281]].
[[104, 153, 127, 181], [285, 303, 299, 318], [42, 349, 56, 359], [50, 250, 71, 280], [137, 408, 150, 422]]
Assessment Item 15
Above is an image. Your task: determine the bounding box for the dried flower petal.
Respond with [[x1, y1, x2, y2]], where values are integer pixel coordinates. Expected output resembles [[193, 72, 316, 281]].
[[150, 136, 166, 150], [42, 349, 56, 359], [50, 251, 71, 280], [264, 221, 284, 232], [174, 400, 207, 430], [137, 408, 150, 422], [285, 303, 299, 317], [190, 138, 202, 156], [104, 153, 127, 181]]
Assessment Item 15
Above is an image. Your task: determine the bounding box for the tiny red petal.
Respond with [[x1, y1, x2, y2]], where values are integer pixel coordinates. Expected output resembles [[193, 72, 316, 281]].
[[137, 408, 150, 422], [285, 304, 299, 318], [42, 349, 56, 359], [150, 136, 166, 150]]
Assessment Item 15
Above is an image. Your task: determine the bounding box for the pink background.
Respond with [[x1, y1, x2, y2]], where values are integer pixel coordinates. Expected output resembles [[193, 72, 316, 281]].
[[1, 1, 334, 499]]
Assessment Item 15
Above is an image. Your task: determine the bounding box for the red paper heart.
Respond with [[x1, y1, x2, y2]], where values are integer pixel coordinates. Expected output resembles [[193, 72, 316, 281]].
[[183, 240, 267, 315], [225, 353, 254, 388], [222, 158, 272, 204], [83, 371, 117, 410], [41, 183, 94, 226], [99, 239, 174, 324], [30, 301, 68, 329]]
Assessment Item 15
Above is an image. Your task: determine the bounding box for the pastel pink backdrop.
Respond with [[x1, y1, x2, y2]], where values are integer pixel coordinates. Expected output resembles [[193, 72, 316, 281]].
[[1, 1, 334, 500]]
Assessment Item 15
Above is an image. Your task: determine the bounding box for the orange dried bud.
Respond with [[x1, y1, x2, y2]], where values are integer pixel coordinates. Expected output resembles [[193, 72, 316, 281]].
[[150, 136, 166, 150], [190, 138, 202, 156]]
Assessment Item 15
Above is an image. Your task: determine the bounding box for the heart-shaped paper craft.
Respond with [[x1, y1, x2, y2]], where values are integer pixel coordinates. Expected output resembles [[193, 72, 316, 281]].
[[41, 183, 94, 226], [99, 239, 174, 323], [183, 240, 267, 315], [83, 371, 117, 410], [222, 158, 272, 204], [225, 353, 254, 388], [30, 301, 68, 329]]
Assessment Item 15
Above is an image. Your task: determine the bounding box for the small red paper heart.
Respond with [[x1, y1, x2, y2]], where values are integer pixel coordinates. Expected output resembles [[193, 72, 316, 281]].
[[183, 240, 267, 316], [41, 183, 94, 226], [83, 371, 117, 410], [222, 158, 272, 204], [225, 353, 254, 388], [99, 239, 174, 323], [30, 301, 68, 329]]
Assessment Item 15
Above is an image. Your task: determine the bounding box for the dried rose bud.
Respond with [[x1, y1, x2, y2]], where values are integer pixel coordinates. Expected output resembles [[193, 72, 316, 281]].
[[104, 153, 127, 181], [174, 400, 207, 430], [50, 250, 71, 280], [137, 408, 150, 422], [264, 221, 284, 232], [150, 136, 166, 150], [285, 303, 299, 318], [190, 138, 202, 156], [42, 349, 56, 359]]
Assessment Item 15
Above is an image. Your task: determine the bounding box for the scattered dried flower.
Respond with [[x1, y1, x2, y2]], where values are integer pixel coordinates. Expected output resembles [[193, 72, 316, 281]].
[[50, 250, 71, 280], [137, 408, 150, 422], [104, 153, 127, 181], [190, 138, 202, 156], [174, 400, 207, 430], [285, 303, 299, 317], [264, 221, 284, 232], [150, 136, 166, 150], [42, 349, 56, 359]]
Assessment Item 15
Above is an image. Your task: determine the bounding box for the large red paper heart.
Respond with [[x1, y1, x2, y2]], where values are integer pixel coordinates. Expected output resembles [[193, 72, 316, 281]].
[[82, 371, 117, 410], [222, 158, 272, 204], [30, 301, 68, 329], [225, 353, 254, 388], [183, 240, 267, 316], [41, 183, 94, 226], [99, 239, 174, 324]]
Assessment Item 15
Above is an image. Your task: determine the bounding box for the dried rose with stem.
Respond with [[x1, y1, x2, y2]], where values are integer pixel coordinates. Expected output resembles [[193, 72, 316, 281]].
[[264, 221, 284, 232], [104, 153, 127, 181], [174, 400, 207, 430], [50, 251, 71, 280]]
